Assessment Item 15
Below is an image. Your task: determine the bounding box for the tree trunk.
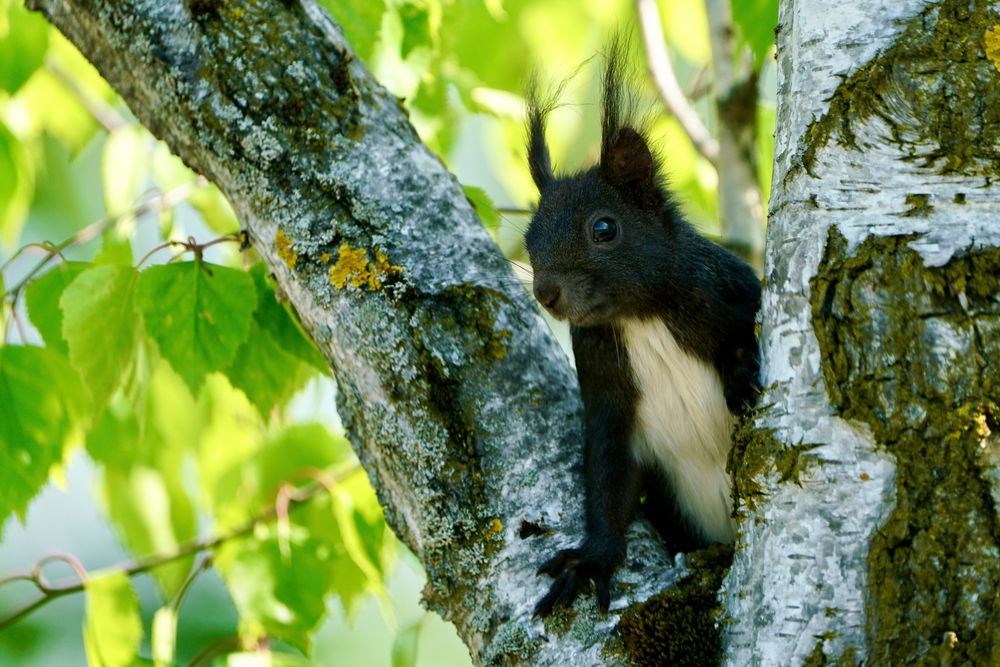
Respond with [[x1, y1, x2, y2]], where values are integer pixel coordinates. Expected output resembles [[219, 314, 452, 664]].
[[724, 0, 1000, 664], [24, 1, 679, 664]]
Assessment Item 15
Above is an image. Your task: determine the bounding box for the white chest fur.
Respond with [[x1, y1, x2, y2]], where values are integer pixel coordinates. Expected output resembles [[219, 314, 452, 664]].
[[619, 317, 737, 543]]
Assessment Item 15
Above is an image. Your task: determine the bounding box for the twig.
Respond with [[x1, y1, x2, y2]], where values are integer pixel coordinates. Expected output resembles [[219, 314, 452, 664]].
[[635, 0, 720, 166], [0, 468, 357, 631], [2, 180, 203, 342]]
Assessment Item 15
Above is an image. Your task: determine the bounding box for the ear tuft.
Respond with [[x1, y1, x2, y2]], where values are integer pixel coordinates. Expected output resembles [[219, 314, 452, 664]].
[[526, 77, 555, 192]]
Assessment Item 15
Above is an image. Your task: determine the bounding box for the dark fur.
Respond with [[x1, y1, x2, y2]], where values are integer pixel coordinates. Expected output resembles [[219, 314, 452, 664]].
[[526, 36, 761, 616]]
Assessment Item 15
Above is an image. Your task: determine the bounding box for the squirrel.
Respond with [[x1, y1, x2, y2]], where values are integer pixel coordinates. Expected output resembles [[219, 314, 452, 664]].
[[525, 36, 761, 617]]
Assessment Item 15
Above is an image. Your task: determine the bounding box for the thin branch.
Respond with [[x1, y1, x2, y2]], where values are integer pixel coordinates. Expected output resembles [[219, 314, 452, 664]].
[[635, 0, 720, 165], [0, 468, 357, 631], [2, 180, 203, 342]]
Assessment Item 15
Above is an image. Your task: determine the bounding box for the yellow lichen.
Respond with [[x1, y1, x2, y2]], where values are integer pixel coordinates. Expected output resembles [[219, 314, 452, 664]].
[[275, 229, 298, 270], [328, 243, 402, 291], [488, 518, 503, 535], [986, 25, 1000, 72], [320, 252, 332, 264]]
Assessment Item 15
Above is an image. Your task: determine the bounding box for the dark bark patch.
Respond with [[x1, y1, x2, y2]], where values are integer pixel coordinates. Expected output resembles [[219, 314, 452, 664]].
[[811, 227, 1000, 664]]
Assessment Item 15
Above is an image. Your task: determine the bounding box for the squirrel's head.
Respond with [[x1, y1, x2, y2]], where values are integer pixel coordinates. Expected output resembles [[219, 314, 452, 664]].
[[524, 36, 680, 327]]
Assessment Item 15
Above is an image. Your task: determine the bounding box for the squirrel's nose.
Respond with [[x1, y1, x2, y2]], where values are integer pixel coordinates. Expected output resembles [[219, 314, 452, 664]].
[[534, 283, 561, 310]]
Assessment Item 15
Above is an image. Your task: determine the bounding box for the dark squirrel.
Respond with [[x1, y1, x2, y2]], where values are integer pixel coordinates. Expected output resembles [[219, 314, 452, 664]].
[[525, 37, 761, 617]]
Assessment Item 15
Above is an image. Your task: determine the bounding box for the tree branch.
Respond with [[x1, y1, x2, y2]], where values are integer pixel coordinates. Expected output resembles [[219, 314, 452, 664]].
[[703, 0, 765, 266], [635, 0, 720, 166], [22, 1, 679, 663], [0, 479, 328, 631]]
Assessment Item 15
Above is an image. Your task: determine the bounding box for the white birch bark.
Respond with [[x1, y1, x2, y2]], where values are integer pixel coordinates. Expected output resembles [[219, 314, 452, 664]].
[[724, 0, 1000, 664]]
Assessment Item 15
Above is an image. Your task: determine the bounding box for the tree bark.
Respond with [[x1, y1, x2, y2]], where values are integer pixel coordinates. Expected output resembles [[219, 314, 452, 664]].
[[724, 0, 1000, 664], [24, 1, 678, 664]]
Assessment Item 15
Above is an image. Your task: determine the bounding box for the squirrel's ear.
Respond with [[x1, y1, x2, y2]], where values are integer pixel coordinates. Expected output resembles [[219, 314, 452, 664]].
[[602, 127, 655, 194], [527, 106, 554, 191]]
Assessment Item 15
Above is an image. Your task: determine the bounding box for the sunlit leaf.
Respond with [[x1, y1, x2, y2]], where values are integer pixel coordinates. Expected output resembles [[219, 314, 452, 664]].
[[732, 0, 779, 67], [25, 261, 89, 354], [215, 531, 334, 654], [188, 185, 240, 235], [102, 126, 150, 216], [197, 374, 262, 528], [0, 345, 86, 535], [318, 0, 386, 62], [94, 227, 134, 266], [61, 264, 139, 409], [391, 620, 423, 667], [137, 262, 256, 395], [101, 465, 197, 598], [0, 119, 34, 248], [255, 424, 351, 504], [82, 571, 142, 667], [0, 0, 49, 94], [151, 607, 177, 667]]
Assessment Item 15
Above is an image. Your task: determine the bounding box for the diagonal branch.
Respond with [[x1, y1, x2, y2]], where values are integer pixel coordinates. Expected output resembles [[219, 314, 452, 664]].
[[635, 0, 719, 166], [22, 1, 678, 664]]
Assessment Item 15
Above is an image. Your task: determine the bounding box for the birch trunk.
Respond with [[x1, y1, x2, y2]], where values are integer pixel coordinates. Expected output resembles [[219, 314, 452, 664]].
[[24, 1, 678, 664], [724, 0, 1000, 664]]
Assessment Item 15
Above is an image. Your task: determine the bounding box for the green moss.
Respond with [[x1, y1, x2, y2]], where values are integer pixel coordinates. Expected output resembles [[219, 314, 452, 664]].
[[727, 405, 821, 513], [798, 1, 1000, 178], [616, 544, 732, 667], [803, 640, 828, 667], [811, 228, 1000, 664], [902, 193, 933, 217]]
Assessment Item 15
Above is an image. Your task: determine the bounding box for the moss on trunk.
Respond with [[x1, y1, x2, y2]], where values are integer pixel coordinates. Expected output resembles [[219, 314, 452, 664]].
[[811, 228, 1000, 664]]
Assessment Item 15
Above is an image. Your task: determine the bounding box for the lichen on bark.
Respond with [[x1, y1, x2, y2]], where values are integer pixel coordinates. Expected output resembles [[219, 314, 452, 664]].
[[811, 228, 1000, 664]]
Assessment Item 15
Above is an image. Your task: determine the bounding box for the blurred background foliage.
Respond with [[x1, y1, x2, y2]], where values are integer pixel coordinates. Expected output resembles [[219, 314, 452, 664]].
[[0, 0, 775, 665]]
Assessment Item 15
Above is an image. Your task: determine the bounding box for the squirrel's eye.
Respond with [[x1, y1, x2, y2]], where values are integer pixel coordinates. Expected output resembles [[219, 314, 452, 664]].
[[591, 217, 618, 243]]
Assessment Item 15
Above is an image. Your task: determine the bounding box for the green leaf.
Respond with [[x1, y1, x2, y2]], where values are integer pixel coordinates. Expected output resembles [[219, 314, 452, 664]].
[[197, 373, 262, 528], [0, 345, 86, 534], [94, 227, 135, 266], [100, 465, 197, 598], [397, 0, 437, 59], [151, 607, 177, 667], [391, 620, 423, 667], [25, 261, 89, 354], [732, 0, 778, 67], [102, 127, 150, 216], [462, 185, 500, 233], [224, 266, 326, 415], [137, 262, 256, 395], [255, 424, 351, 504], [225, 321, 314, 418], [0, 119, 34, 248], [83, 571, 142, 667], [215, 532, 334, 653], [61, 264, 139, 409], [249, 264, 326, 373], [296, 470, 393, 616], [0, 0, 49, 95], [318, 0, 386, 62]]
